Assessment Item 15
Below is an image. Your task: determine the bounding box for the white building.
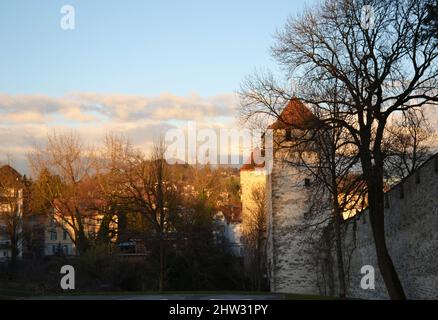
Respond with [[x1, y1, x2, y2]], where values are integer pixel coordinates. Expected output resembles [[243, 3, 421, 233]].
[[0, 165, 26, 262], [214, 207, 243, 257]]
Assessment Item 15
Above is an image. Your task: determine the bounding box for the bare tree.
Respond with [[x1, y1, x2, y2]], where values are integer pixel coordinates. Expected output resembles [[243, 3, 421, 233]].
[[28, 132, 113, 254], [384, 108, 436, 183], [240, 0, 438, 299], [242, 183, 268, 291], [113, 138, 180, 291], [240, 75, 366, 297], [423, 0, 438, 39]]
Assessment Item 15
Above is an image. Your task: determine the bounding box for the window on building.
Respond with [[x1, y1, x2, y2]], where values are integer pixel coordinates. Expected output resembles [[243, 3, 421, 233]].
[[52, 245, 57, 254], [415, 171, 421, 184], [434, 157, 438, 172], [63, 245, 69, 255], [63, 230, 68, 240], [50, 231, 57, 241], [285, 128, 292, 141], [304, 178, 311, 187], [399, 185, 405, 199]]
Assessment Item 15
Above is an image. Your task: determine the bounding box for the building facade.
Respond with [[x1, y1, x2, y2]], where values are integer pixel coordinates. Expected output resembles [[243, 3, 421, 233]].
[[240, 99, 322, 293], [264, 99, 321, 294], [326, 154, 438, 299], [0, 165, 77, 262], [240, 98, 438, 299], [0, 165, 26, 262], [214, 205, 244, 257]]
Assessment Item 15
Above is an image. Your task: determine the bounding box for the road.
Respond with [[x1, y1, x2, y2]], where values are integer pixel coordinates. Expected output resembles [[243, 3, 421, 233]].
[[28, 293, 285, 300]]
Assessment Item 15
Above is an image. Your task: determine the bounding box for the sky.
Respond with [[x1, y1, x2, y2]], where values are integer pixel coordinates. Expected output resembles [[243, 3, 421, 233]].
[[1, 1, 436, 174], [0, 0, 315, 96], [0, 0, 316, 173]]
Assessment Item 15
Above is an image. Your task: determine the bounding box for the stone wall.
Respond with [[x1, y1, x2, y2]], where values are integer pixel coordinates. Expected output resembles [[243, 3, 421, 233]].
[[332, 154, 438, 299], [266, 152, 320, 294], [267, 152, 438, 299]]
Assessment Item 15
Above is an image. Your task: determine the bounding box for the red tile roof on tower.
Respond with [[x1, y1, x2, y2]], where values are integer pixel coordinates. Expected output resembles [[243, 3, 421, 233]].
[[268, 97, 322, 130], [240, 151, 265, 172]]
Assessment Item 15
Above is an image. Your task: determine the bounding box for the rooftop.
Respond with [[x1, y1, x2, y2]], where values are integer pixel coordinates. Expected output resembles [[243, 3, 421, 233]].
[[267, 98, 321, 130], [240, 151, 265, 172], [0, 165, 24, 187]]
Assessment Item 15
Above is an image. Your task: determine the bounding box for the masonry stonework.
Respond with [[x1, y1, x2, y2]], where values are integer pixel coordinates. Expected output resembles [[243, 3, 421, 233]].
[[269, 154, 438, 298], [336, 155, 438, 299], [266, 156, 319, 294], [242, 98, 438, 299]]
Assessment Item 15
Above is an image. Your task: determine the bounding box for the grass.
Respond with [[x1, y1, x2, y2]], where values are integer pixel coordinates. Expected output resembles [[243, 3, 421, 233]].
[[26, 290, 280, 298], [0, 286, 334, 300], [2, 291, 336, 300]]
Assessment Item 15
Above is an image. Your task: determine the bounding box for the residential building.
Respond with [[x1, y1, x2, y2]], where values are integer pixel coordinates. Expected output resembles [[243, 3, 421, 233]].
[[0, 165, 27, 262]]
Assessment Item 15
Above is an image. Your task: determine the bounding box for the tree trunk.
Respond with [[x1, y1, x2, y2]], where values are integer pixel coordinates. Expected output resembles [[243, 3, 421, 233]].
[[10, 219, 19, 264], [367, 178, 406, 300], [358, 140, 406, 300], [255, 235, 261, 291], [333, 204, 346, 298], [10, 238, 18, 265], [76, 232, 90, 254], [159, 238, 164, 292]]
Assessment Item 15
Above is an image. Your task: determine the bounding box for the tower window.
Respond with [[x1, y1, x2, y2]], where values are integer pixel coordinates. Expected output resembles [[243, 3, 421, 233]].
[[399, 185, 404, 199], [285, 129, 292, 141], [415, 171, 421, 184], [304, 178, 311, 187]]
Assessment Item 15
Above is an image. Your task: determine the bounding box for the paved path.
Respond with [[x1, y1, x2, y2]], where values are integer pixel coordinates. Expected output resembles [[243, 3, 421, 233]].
[[29, 294, 285, 300]]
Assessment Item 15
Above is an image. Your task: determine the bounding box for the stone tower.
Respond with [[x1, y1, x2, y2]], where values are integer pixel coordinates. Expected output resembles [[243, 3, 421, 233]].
[[264, 98, 322, 294], [240, 151, 267, 273]]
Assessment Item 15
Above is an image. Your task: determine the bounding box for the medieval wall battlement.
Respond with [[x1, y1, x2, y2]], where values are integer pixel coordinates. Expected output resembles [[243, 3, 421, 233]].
[[241, 97, 438, 299], [337, 154, 438, 299]]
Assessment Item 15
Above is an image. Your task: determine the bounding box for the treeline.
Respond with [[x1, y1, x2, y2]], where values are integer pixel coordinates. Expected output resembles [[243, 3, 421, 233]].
[[1, 133, 246, 293]]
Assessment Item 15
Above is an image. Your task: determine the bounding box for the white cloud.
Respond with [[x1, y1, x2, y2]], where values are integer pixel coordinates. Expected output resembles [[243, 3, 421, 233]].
[[0, 92, 240, 173]]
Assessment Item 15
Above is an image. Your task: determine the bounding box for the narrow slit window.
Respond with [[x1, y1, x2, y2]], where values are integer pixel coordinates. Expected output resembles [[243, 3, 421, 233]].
[[385, 193, 390, 209], [285, 128, 292, 141], [304, 178, 311, 187]]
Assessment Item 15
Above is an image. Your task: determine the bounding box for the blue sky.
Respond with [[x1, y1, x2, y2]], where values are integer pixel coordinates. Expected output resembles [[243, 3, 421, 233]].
[[0, 0, 314, 96], [0, 0, 437, 173], [0, 0, 319, 172]]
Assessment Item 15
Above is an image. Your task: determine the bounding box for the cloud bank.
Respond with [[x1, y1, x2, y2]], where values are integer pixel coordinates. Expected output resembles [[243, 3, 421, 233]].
[[0, 92, 240, 173]]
